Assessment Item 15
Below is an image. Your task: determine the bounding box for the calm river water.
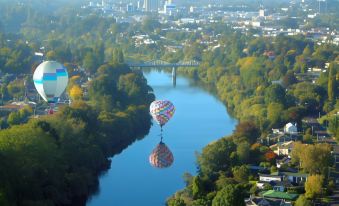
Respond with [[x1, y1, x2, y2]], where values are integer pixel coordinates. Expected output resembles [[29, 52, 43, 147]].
[[87, 70, 237, 206]]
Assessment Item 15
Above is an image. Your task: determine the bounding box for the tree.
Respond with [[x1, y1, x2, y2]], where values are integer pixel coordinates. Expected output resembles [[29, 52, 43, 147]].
[[215, 174, 237, 190], [183, 172, 193, 187], [192, 176, 205, 198], [111, 48, 124, 64], [83, 52, 98, 74], [212, 184, 245, 206], [236, 142, 250, 163], [69, 85, 83, 101], [167, 197, 186, 206], [264, 150, 277, 162], [305, 175, 324, 199], [328, 62, 337, 102], [192, 198, 210, 206], [328, 116, 339, 139], [234, 121, 260, 144], [141, 16, 161, 33], [291, 142, 332, 174], [232, 165, 249, 183], [302, 45, 312, 57], [282, 70, 298, 87], [295, 195, 312, 206], [7, 112, 21, 125], [197, 138, 237, 176], [264, 84, 286, 105], [267, 103, 284, 127]]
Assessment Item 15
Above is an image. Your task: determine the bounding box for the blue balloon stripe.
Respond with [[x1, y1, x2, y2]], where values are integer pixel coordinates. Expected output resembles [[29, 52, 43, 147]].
[[43, 76, 57, 81], [34, 80, 43, 84], [57, 72, 68, 77], [56, 68, 66, 73]]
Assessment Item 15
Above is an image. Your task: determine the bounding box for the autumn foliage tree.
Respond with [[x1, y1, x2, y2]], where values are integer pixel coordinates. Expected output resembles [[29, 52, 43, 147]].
[[291, 142, 332, 174], [69, 85, 83, 101], [234, 121, 260, 144], [305, 175, 324, 199], [265, 150, 277, 162]]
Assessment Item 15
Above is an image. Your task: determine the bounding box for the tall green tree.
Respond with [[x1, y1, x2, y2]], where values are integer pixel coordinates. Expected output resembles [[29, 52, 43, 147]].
[[197, 138, 236, 176], [328, 62, 337, 102], [212, 184, 245, 206]]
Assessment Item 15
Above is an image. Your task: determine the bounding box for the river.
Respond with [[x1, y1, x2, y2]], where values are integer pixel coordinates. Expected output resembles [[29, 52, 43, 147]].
[[86, 70, 237, 206]]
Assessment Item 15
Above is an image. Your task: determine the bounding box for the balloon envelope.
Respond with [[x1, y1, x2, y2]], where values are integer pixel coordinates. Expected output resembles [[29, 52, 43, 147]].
[[149, 142, 174, 168], [150, 100, 175, 127], [33, 61, 68, 103]]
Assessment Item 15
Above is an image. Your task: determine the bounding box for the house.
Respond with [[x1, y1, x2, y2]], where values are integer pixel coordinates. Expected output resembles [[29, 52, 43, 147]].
[[271, 141, 294, 156], [244, 197, 272, 206], [272, 180, 293, 192], [0, 101, 35, 112], [271, 172, 308, 184], [276, 157, 291, 168], [284, 172, 308, 184], [245, 196, 292, 206], [256, 181, 266, 189], [284, 123, 297, 134], [262, 190, 299, 201], [259, 174, 283, 182], [272, 129, 283, 134], [257, 178, 294, 191]]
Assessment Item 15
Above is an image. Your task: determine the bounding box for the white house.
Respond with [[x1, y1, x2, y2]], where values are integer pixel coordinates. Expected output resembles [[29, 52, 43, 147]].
[[259, 174, 282, 182], [284, 123, 297, 134], [271, 141, 294, 156]]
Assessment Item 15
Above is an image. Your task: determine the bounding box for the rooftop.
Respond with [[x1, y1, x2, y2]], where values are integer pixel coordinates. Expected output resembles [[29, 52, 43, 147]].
[[262, 190, 299, 200]]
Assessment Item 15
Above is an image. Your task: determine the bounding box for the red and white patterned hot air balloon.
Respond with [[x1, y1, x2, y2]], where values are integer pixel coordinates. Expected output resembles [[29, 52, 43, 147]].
[[150, 100, 175, 127], [149, 142, 174, 168]]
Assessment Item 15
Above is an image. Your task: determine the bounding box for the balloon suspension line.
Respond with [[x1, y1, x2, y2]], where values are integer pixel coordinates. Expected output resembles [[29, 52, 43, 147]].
[[160, 126, 163, 143]]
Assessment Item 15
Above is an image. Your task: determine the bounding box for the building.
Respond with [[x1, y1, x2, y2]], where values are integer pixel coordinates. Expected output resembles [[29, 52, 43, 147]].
[[259, 174, 283, 182], [284, 123, 297, 134], [245, 196, 292, 206], [0, 101, 35, 112], [276, 157, 291, 168], [163, 1, 176, 15], [272, 180, 293, 192], [144, 0, 158, 12], [271, 172, 308, 184], [271, 141, 294, 156], [262, 190, 298, 201], [127, 3, 135, 12], [259, 9, 265, 17]]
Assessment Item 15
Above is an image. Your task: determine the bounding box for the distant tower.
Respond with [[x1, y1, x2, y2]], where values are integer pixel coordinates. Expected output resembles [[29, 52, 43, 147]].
[[102, 0, 105, 7], [318, 0, 321, 13], [144, 0, 159, 12], [137, 1, 141, 9], [259, 9, 265, 17], [259, 6, 265, 17]]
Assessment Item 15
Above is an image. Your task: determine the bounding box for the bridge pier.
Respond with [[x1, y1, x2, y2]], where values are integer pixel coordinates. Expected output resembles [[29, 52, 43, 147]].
[[172, 67, 176, 87]]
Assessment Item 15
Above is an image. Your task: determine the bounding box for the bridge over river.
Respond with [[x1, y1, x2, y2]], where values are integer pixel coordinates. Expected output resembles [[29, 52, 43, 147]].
[[128, 60, 200, 86]]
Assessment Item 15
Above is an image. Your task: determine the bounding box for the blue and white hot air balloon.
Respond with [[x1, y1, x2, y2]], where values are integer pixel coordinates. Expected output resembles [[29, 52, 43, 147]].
[[33, 61, 68, 104]]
